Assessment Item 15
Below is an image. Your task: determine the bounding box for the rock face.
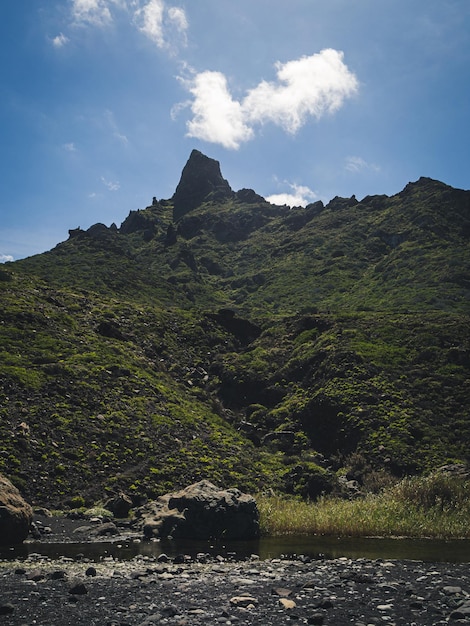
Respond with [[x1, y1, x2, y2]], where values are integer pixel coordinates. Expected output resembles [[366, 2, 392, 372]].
[[172, 150, 233, 221], [0, 474, 33, 545], [134, 480, 259, 540]]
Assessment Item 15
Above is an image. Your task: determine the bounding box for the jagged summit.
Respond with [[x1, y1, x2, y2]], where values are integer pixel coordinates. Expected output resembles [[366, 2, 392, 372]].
[[172, 149, 234, 221]]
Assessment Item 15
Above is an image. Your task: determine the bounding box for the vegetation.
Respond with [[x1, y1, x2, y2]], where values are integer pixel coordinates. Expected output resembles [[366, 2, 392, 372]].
[[258, 474, 470, 539], [0, 156, 469, 511]]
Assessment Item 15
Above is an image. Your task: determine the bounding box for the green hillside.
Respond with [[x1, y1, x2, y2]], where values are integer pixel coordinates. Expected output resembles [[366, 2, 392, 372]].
[[1, 150, 469, 507]]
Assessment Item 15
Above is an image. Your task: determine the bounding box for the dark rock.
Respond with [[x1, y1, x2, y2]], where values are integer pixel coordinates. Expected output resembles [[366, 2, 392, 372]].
[[134, 479, 259, 540], [96, 319, 126, 340], [172, 150, 233, 221], [205, 309, 261, 346], [119, 209, 160, 237], [165, 223, 177, 246], [0, 473, 33, 545], [236, 188, 265, 203], [69, 582, 88, 595], [326, 195, 358, 211], [0, 604, 15, 615], [104, 492, 133, 518], [92, 521, 119, 537], [85, 566, 97, 577], [48, 570, 67, 580], [26, 569, 45, 582]]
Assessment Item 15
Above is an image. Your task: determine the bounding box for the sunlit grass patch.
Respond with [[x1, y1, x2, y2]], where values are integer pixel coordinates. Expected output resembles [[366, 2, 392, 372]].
[[258, 474, 470, 539]]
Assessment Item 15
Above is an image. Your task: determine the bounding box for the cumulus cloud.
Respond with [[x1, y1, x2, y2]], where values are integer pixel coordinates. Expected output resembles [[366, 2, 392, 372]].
[[244, 50, 358, 132], [266, 182, 318, 207], [184, 71, 253, 149], [133, 0, 188, 50], [345, 155, 380, 173], [181, 49, 358, 149], [0, 254, 14, 263]]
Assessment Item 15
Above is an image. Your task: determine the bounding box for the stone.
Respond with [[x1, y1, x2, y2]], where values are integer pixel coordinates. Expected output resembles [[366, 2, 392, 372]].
[[279, 598, 297, 609], [48, 570, 67, 580], [172, 150, 234, 221], [0, 604, 14, 615], [229, 595, 258, 607], [104, 492, 133, 518], [272, 587, 293, 597], [92, 521, 119, 537], [134, 480, 260, 540], [0, 473, 33, 545], [69, 582, 88, 595]]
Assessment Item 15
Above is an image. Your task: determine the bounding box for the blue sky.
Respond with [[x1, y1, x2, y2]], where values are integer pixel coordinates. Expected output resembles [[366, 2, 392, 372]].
[[1, 0, 469, 261]]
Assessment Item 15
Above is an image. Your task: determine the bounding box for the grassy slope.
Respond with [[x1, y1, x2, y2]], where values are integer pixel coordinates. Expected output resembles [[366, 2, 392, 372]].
[[1, 176, 469, 506]]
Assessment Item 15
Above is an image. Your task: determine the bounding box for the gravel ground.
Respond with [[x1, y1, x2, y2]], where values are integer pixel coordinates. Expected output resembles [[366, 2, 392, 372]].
[[2, 552, 470, 625], [1, 516, 470, 625]]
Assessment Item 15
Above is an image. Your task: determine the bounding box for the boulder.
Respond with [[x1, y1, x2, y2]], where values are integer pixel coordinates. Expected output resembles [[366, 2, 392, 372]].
[[134, 480, 259, 540], [104, 492, 133, 518], [0, 474, 33, 545]]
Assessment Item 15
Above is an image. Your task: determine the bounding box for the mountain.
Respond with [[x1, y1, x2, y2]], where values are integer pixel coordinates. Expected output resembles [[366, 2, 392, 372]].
[[1, 150, 469, 507]]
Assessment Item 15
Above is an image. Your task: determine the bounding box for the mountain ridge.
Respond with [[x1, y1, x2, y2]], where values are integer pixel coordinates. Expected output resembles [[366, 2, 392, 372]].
[[1, 151, 469, 507]]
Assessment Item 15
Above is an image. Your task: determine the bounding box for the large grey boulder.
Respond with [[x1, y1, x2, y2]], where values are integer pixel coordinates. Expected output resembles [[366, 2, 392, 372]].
[[134, 480, 259, 540], [0, 474, 33, 545]]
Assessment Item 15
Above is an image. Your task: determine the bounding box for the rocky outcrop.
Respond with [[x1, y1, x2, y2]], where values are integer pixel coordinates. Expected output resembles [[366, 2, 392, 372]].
[[172, 150, 234, 221], [0, 474, 33, 545], [133, 480, 259, 540]]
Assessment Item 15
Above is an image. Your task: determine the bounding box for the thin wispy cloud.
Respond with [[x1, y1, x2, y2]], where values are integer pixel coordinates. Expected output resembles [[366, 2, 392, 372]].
[[133, 0, 188, 50], [63, 142, 77, 152], [105, 110, 129, 145], [101, 176, 120, 191], [345, 156, 380, 173], [51, 33, 70, 48], [182, 49, 359, 149], [68, 0, 188, 52], [266, 182, 318, 207], [71, 0, 117, 26]]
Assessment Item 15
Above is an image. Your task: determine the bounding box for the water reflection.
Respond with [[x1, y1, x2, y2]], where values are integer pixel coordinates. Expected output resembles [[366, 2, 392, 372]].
[[3, 536, 470, 563]]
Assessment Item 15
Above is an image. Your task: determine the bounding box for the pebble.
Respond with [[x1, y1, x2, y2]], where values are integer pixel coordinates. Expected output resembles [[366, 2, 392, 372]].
[[1, 553, 470, 624]]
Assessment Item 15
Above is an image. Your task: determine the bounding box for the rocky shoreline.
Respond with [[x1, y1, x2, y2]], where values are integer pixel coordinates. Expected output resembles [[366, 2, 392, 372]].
[[1, 514, 470, 624], [2, 544, 470, 625]]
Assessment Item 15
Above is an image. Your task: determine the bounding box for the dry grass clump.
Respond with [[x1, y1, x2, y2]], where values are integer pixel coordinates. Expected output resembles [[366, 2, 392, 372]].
[[258, 473, 470, 539]]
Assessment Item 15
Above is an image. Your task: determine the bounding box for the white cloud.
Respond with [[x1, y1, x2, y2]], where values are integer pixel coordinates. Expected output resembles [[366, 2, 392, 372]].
[[345, 156, 380, 173], [133, 0, 188, 50], [71, 0, 115, 26], [52, 33, 69, 47], [0, 254, 14, 263], [101, 176, 120, 191], [105, 110, 129, 145], [134, 0, 164, 45], [167, 6, 188, 37], [266, 182, 317, 207], [184, 71, 253, 149], [181, 49, 359, 149], [63, 142, 77, 152], [244, 50, 359, 133]]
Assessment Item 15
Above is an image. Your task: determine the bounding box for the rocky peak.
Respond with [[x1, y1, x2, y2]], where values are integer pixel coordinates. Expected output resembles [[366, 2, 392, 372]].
[[172, 149, 234, 221]]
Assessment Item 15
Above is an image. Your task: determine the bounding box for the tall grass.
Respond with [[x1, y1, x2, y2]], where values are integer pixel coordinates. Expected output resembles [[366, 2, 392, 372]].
[[258, 474, 470, 539]]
